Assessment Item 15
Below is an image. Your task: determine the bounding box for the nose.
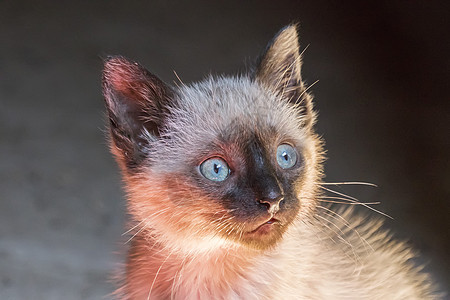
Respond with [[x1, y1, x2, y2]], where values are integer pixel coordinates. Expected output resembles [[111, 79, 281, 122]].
[[258, 190, 284, 214]]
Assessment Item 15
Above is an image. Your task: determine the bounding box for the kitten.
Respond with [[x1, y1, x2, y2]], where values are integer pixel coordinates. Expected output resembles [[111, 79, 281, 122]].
[[102, 25, 439, 299]]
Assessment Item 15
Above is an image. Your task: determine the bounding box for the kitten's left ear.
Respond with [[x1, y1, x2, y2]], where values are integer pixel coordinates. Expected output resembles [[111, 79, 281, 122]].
[[255, 25, 315, 129], [102, 56, 173, 169]]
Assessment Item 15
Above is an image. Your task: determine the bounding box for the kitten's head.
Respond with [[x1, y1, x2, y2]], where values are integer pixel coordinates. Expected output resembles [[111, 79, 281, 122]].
[[103, 25, 323, 252]]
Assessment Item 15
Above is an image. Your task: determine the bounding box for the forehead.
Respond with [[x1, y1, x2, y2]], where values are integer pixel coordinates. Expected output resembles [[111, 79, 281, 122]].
[[150, 76, 307, 167], [172, 77, 301, 135]]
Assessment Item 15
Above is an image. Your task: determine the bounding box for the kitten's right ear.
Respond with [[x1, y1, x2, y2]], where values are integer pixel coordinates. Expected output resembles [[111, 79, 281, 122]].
[[102, 56, 173, 168], [255, 25, 315, 129]]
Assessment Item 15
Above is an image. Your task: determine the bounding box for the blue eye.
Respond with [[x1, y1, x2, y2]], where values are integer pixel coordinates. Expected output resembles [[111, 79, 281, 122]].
[[276, 144, 297, 169], [200, 158, 230, 182]]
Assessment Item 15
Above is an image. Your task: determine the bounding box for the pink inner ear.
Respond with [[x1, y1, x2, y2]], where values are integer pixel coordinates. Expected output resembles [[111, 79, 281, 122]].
[[105, 57, 148, 103]]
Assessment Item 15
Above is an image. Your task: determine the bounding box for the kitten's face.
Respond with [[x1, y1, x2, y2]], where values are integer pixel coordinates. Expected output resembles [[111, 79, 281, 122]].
[[103, 25, 322, 252]]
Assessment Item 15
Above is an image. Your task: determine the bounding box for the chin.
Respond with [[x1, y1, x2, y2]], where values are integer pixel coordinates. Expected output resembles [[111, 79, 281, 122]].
[[222, 205, 300, 251], [222, 218, 289, 251], [243, 229, 286, 250]]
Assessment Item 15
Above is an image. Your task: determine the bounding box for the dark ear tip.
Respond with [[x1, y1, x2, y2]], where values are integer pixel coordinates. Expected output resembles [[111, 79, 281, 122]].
[[102, 56, 146, 92], [102, 55, 135, 71], [104, 55, 117, 62]]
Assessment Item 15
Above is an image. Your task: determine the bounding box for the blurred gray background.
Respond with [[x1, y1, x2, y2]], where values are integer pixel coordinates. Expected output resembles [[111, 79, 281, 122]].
[[0, 0, 448, 299]]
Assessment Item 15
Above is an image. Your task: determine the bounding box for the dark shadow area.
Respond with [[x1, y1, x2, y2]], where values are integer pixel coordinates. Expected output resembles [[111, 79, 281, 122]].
[[0, 1, 448, 298]]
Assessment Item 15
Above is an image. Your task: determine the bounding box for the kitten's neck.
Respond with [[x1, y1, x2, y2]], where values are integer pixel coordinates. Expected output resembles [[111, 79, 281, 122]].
[[123, 233, 274, 299]]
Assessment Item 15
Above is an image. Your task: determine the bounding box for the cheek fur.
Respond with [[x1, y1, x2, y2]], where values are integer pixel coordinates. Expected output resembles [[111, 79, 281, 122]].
[[124, 172, 235, 249], [294, 136, 323, 217]]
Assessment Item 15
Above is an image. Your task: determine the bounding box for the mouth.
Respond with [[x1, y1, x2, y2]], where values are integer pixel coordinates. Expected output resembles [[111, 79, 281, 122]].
[[247, 217, 281, 235]]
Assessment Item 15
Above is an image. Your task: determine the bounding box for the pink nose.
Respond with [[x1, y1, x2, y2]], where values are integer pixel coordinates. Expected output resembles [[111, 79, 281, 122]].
[[258, 195, 284, 214]]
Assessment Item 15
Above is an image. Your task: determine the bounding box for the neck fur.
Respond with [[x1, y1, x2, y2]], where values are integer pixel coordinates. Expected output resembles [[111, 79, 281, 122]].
[[122, 232, 279, 299]]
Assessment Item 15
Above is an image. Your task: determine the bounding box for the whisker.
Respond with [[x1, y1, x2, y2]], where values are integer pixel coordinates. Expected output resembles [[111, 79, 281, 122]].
[[171, 254, 189, 296], [122, 206, 171, 236], [294, 79, 319, 105], [314, 214, 361, 263], [319, 195, 381, 205], [124, 207, 174, 244], [173, 70, 185, 87], [125, 219, 152, 244], [278, 55, 301, 100], [147, 249, 175, 300], [321, 186, 393, 219], [318, 199, 381, 205], [321, 181, 377, 187], [299, 43, 310, 58], [317, 205, 374, 252], [122, 217, 149, 236]]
